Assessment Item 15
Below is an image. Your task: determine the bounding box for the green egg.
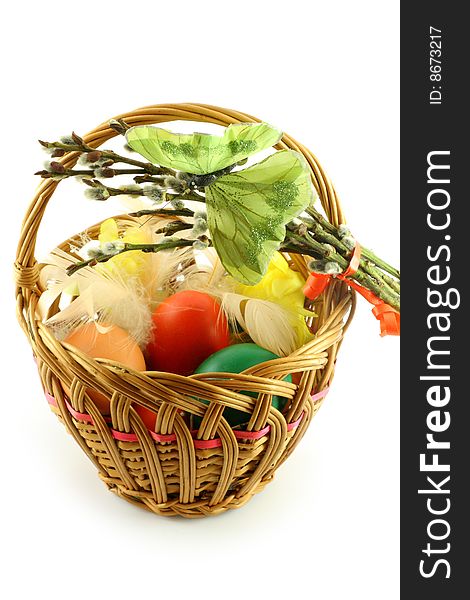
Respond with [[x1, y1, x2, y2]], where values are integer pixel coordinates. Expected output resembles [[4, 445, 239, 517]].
[[193, 343, 292, 427]]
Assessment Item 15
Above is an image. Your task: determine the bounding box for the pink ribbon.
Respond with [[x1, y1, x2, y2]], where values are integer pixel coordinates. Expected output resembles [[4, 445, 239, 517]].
[[45, 387, 330, 447]]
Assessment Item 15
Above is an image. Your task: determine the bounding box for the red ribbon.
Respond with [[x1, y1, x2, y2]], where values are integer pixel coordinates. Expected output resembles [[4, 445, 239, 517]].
[[303, 242, 400, 337], [342, 277, 400, 336]]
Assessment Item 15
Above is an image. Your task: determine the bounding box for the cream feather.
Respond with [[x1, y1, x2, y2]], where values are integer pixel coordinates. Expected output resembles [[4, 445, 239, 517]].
[[38, 218, 193, 347], [219, 292, 300, 356], [175, 247, 225, 291], [42, 258, 154, 347]]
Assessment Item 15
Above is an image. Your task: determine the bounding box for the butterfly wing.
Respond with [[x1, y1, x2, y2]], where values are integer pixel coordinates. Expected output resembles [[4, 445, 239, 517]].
[[125, 122, 282, 174], [218, 122, 282, 172], [205, 150, 316, 285]]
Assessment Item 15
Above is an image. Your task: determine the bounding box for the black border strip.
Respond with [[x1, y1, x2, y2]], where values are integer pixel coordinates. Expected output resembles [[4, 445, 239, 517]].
[[401, 4, 467, 595]]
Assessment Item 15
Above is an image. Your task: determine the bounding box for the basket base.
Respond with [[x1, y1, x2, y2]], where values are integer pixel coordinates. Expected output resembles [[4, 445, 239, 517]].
[[42, 362, 323, 519], [101, 472, 274, 518]]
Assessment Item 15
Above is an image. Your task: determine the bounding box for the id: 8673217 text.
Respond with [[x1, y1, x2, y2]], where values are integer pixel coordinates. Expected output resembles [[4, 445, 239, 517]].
[[429, 26, 443, 105]]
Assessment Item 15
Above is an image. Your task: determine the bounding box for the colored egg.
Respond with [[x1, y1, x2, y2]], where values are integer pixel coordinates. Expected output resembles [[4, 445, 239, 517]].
[[145, 290, 231, 376], [193, 343, 292, 427], [63, 322, 146, 415]]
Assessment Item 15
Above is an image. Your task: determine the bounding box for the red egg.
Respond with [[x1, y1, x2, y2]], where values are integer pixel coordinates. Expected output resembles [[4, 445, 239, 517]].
[[134, 404, 158, 431], [145, 291, 231, 376]]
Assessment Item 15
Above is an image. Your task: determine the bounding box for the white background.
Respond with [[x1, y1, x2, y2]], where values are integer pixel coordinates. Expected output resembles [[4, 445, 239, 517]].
[[1, 1, 399, 598]]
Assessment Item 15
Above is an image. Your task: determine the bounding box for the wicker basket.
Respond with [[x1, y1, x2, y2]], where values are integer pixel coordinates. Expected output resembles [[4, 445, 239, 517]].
[[14, 103, 355, 518]]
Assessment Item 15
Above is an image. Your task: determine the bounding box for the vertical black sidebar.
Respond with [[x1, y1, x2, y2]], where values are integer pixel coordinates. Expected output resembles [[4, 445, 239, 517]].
[[401, 3, 467, 597]]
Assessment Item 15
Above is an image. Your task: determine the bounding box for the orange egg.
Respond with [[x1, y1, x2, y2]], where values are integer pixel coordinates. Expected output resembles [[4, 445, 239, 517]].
[[63, 322, 147, 415]]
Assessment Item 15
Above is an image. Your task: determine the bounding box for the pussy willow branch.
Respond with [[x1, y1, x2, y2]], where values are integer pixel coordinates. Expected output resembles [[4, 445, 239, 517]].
[[129, 207, 195, 218], [36, 167, 163, 179], [38, 135, 400, 311], [281, 231, 400, 312], [65, 222, 400, 311], [66, 239, 197, 276], [304, 218, 400, 296], [156, 221, 194, 236], [134, 174, 167, 184], [82, 179, 204, 203], [39, 138, 175, 176], [306, 206, 400, 280], [64, 216, 400, 312], [66, 186, 401, 309]]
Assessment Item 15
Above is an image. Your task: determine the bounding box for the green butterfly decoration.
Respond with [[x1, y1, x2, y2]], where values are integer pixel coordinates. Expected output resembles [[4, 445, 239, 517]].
[[126, 123, 315, 285], [126, 122, 282, 175], [205, 150, 314, 284]]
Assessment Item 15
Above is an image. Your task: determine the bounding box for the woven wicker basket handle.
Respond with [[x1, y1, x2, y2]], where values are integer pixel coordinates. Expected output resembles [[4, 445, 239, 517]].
[[14, 102, 344, 297]]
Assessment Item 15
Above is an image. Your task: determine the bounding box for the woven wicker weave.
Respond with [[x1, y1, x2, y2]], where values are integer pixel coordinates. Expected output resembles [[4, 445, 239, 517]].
[[14, 103, 355, 518]]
